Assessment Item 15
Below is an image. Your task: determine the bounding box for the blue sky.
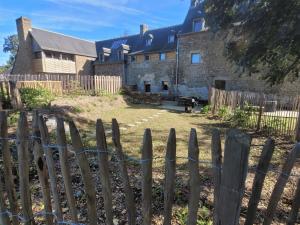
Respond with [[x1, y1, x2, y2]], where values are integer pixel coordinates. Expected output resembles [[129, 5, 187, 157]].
[[0, 0, 190, 66]]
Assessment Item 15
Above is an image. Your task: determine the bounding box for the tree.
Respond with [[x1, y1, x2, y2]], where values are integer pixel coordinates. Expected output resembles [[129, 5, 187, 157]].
[[204, 0, 300, 84], [2, 34, 19, 68]]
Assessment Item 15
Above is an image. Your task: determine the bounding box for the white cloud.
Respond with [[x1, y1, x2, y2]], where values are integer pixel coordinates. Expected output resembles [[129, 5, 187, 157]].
[[45, 0, 144, 15]]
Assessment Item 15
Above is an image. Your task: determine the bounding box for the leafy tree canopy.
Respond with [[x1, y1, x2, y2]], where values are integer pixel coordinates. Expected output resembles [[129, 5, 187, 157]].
[[204, 0, 300, 84], [2, 34, 19, 69]]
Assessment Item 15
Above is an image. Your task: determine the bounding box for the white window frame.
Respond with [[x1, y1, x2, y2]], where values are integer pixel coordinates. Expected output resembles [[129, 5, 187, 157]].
[[193, 18, 204, 32]]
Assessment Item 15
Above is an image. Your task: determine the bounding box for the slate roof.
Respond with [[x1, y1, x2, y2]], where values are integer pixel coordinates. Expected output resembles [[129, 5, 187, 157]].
[[95, 24, 182, 57], [30, 28, 97, 57], [28, 1, 204, 60]]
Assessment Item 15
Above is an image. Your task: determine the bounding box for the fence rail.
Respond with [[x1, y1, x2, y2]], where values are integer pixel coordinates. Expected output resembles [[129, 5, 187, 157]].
[[0, 111, 299, 224], [0, 74, 122, 94], [209, 87, 300, 140]]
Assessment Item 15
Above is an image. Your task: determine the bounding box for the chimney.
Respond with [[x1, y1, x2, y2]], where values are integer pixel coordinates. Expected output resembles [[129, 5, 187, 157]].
[[140, 24, 148, 37], [16, 17, 32, 46]]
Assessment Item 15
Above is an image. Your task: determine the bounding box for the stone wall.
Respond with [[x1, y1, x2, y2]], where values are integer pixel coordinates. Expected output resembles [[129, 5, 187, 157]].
[[127, 52, 176, 96], [75, 55, 96, 75], [177, 31, 270, 98]]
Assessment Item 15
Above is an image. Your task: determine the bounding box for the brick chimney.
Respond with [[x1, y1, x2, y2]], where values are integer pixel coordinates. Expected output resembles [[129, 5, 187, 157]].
[[140, 24, 148, 37], [12, 17, 33, 74]]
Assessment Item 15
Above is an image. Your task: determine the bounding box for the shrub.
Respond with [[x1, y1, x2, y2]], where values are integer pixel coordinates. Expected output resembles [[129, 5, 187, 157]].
[[218, 106, 231, 120], [229, 103, 256, 128], [201, 105, 211, 115], [19, 87, 54, 109]]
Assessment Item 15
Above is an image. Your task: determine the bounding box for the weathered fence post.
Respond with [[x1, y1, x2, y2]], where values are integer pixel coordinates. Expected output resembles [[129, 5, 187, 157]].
[[245, 138, 275, 225], [263, 143, 300, 225], [256, 93, 265, 131], [287, 178, 300, 225], [9, 81, 23, 109], [32, 111, 53, 225], [96, 119, 113, 225], [17, 112, 35, 225], [69, 121, 97, 225], [56, 118, 78, 223], [211, 129, 222, 224], [218, 129, 251, 225], [163, 128, 176, 225], [187, 128, 200, 225], [295, 108, 300, 142], [0, 170, 10, 225], [38, 116, 63, 222], [141, 129, 153, 225], [112, 119, 136, 225], [0, 111, 19, 225]]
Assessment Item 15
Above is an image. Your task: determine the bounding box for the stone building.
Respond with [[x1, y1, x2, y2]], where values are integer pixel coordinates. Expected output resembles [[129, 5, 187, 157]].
[[13, 0, 292, 98]]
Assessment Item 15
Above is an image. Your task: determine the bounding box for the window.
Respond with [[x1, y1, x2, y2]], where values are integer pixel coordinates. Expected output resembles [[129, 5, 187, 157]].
[[146, 39, 152, 46], [62, 53, 74, 61], [168, 35, 175, 43], [99, 54, 104, 62], [160, 53, 166, 61], [145, 55, 150, 61], [45, 51, 52, 58], [215, 80, 226, 90], [118, 51, 123, 60], [191, 53, 202, 64], [193, 18, 204, 32], [144, 81, 151, 93], [162, 81, 169, 91], [131, 56, 136, 62]]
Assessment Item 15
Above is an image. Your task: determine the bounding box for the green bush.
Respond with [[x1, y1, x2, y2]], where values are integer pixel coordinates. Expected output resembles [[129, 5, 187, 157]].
[[201, 105, 211, 115], [19, 87, 55, 109], [229, 103, 256, 128], [218, 106, 231, 120]]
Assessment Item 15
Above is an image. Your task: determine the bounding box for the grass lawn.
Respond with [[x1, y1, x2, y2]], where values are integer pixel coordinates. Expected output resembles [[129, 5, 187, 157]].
[[5, 94, 298, 224]]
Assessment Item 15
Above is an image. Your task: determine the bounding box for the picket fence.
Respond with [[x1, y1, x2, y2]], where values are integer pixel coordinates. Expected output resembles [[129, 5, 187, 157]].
[[0, 111, 299, 225], [2, 74, 122, 94], [209, 87, 300, 140]]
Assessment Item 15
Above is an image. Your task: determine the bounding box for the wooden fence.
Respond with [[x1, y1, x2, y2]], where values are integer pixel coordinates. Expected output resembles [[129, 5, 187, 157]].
[[210, 87, 300, 139], [2, 74, 122, 94], [0, 111, 299, 224], [16, 81, 63, 95]]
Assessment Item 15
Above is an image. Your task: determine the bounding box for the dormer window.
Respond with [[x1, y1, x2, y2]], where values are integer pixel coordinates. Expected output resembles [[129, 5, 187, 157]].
[[168, 35, 175, 43], [99, 53, 104, 62], [146, 39, 152, 46], [193, 18, 205, 32]]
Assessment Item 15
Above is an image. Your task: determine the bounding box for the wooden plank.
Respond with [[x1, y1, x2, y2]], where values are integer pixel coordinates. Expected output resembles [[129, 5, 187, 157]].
[[38, 115, 63, 222], [0, 169, 10, 225], [295, 107, 300, 142], [163, 128, 176, 225], [56, 118, 78, 223], [245, 138, 275, 225], [69, 121, 97, 225], [32, 111, 53, 225], [187, 128, 200, 225], [218, 129, 251, 225], [96, 119, 113, 225], [211, 129, 222, 225], [263, 143, 300, 225], [256, 93, 265, 131], [287, 178, 300, 225], [17, 112, 35, 225], [112, 119, 136, 225], [141, 129, 153, 225], [0, 111, 19, 225]]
